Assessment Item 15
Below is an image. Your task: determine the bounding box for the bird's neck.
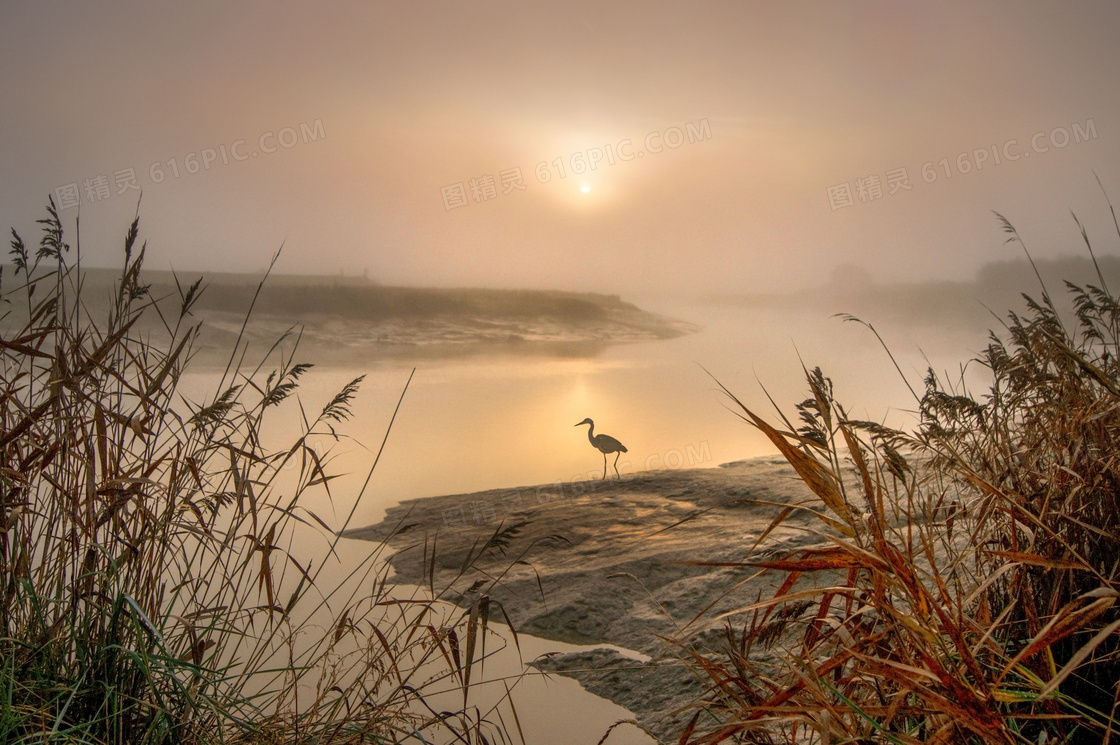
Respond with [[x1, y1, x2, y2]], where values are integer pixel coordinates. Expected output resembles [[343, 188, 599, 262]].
[[585, 423, 595, 442]]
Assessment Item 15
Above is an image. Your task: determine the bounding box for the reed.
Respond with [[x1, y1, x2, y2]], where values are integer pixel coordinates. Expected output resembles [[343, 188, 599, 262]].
[[0, 202, 515, 744], [676, 206, 1120, 744]]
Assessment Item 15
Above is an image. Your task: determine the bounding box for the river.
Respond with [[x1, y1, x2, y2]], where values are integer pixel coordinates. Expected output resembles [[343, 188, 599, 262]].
[[178, 293, 990, 744]]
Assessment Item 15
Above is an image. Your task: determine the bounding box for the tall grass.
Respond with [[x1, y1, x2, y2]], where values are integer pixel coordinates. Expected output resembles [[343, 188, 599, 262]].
[[677, 208, 1120, 744], [0, 202, 515, 744]]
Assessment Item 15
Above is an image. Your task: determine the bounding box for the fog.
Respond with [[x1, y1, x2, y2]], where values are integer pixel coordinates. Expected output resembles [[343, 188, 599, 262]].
[[2, 2, 1119, 296], [89, 250, 1106, 530], [5, 6, 1120, 742]]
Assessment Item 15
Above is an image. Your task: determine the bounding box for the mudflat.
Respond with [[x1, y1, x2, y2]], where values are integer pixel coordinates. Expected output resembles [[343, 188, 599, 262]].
[[344, 456, 829, 740]]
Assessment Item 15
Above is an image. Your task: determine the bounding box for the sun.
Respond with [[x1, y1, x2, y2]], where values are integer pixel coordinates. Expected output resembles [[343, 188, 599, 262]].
[[579, 184, 592, 194]]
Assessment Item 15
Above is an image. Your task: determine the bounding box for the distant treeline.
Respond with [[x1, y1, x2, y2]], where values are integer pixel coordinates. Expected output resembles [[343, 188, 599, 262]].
[[11, 255, 1115, 331], [727, 254, 1120, 330], [973, 253, 1120, 294]]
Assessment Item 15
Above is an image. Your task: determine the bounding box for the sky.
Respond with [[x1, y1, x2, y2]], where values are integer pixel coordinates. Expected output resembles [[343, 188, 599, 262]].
[[2, 1, 1119, 296]]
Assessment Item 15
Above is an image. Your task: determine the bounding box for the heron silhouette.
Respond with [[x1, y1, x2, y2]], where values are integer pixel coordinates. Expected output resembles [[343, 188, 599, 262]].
[[575, 418, 627, 480]]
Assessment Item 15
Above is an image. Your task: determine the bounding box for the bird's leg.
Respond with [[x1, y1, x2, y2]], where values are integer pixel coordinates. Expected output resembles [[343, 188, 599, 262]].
[[602, 452, 608, 481], [613, 452, 622, 480]]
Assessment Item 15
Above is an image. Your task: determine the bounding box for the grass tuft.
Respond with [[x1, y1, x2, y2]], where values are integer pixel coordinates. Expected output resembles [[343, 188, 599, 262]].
[[0, 205, 517, 744], [677, 206, 1120, 745]]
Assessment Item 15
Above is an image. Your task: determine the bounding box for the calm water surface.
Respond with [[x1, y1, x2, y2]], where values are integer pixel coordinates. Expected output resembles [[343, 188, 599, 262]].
[[215, 296, 985, 526], [179, 296, 989, 744]]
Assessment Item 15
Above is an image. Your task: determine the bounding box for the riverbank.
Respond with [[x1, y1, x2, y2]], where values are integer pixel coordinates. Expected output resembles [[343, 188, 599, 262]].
[[0, 268, 700, 364], [343, 456, 824, 741]]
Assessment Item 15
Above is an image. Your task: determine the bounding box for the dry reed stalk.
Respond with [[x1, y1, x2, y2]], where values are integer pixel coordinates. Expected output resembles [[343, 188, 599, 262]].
[[0, 203, 521, 744], [675, 206, 1120, 745]]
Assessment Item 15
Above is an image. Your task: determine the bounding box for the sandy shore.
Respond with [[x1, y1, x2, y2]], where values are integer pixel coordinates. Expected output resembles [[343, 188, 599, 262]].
[[343, 456, 825, 741]]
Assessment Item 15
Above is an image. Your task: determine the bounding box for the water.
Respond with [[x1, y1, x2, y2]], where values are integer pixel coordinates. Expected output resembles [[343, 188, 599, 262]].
[[223, 295, 985, 528], [179, 295, 989, 744]]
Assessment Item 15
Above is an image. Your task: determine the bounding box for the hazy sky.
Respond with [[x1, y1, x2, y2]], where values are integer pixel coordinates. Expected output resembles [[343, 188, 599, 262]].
[[2, 2, 1119, 295]]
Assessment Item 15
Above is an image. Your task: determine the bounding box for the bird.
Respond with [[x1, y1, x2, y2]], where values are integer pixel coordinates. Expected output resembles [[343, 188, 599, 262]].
[[574, 418, 627, 480]]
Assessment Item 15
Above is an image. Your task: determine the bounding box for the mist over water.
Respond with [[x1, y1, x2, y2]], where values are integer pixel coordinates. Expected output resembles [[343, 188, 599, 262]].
[[9, 245, 1079, 741], [174, 282, 1005, 744], [192, 293, 983, 530], [4, 256, 1097, 745], [6, 5, 1120, 741]]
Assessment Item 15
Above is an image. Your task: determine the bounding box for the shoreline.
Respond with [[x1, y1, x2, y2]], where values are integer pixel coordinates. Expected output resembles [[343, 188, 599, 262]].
[[343, 455, 823, 740]]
